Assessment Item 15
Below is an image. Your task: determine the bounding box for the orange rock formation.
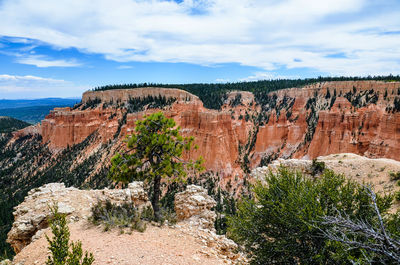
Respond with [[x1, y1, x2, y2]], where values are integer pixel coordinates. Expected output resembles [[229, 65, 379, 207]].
[[17, 81, 400, 178]]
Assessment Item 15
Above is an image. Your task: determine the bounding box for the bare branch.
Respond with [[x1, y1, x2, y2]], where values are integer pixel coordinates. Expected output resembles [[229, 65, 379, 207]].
[[316, 186, 400, 263]]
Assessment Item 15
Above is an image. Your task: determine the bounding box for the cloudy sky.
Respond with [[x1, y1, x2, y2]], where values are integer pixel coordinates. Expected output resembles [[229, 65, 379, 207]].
[[0, 0, 399, 99]]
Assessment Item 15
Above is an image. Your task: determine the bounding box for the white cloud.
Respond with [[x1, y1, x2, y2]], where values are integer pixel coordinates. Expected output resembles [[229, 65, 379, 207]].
[[117, 65, 133, 69], [0, 0, 399, 76], [0, 74, 65, 83], [215, 78, 230, 82], [240, 72, 302, 82], [0, 74, 88, 98], [16, 55, 82, 67]]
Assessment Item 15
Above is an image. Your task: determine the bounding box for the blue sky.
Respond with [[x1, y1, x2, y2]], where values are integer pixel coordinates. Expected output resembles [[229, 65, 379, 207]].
[[0, 0, 399, 99]]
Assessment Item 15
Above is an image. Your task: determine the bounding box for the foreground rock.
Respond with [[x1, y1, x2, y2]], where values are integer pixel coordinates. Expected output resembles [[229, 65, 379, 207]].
[[175, 185, 217, 230], [175, 185, 246, 263], [7, 182, 150, 253], [8, 183, 246, 264]]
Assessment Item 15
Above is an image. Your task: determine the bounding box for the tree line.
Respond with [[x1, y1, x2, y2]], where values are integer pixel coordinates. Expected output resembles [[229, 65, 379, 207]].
[[92, 75, 400, 109]]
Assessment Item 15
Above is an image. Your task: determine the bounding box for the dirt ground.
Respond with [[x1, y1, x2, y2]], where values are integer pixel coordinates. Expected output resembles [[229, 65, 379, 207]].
[[320, 154, 400, 191], [13, 221, 226, 265]]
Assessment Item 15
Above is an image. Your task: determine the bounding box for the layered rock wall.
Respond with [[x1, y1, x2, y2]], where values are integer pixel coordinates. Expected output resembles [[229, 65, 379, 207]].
[[82, 87, 199, 103], [16, 81, 400, 178]]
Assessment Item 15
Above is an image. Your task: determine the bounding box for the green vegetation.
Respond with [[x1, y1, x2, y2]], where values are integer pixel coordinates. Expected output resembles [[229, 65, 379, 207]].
[[2, 76, 400, 261], [304, 95, 319, 143], [393, 97, 400, 112], [228, 167, 398, 264], [46, 204, 94, 265], [126, 95, 176, 113], [90, 200, 148, 232], [81, 98, 101, 110], [396, 191, 400, 202], [155, 170, 242, 235], [109, 112, 204, 221], [0, 116, 30, 133], [310, 158, 326, 176], [0, 132, 112, 257], [389, 171, 400, 181], [229, 93, 242, 107], [344, 88, 379, 108], [93, 75, 400, 110]]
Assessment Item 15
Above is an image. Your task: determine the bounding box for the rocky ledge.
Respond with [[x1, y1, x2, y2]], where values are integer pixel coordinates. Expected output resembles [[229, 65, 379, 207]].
[[7, 182, 245, 264], [7, 182, 150, 253]]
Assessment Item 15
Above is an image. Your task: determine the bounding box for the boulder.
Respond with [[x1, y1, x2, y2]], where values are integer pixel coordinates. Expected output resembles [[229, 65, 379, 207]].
[[174, 185, 216, 230], [7, 181, 150, 253]]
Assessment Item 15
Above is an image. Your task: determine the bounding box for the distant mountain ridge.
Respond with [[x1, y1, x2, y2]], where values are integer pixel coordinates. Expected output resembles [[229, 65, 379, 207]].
[[0, 116, 30, 133], [0, 98, 80, 124], [0, 98, 80, 109]]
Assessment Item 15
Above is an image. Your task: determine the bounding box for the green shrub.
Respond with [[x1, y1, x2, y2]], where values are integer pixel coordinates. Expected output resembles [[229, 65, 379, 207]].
[[90, 200, 147, 232], [159, 208, 177, 226], [228, 167, 394, 264], [46, 204, 94, 265], [310, 158, 326, 176], [389, 171, 400, 181], [396, 191, 400, 201]]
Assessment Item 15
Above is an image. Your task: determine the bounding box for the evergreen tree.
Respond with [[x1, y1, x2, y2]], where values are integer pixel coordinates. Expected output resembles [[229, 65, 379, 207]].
[[228, 167, 396, 264], [46, 204, 94, 265], [109, 112, 204, 221]]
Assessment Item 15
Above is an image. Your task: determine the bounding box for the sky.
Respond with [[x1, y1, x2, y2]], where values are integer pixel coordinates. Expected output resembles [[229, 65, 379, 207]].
[[0, 0, 399, 99]]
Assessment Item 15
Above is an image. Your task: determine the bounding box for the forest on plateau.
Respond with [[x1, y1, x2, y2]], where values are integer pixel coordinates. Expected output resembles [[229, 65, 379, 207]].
[[92, 75, 400, 109]]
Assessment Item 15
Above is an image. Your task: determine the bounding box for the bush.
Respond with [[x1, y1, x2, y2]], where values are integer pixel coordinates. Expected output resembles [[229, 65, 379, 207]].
[[46, 204, 94, 265], [310, 158, 326, 176], [396, 191, 400, 202], [159, 208, 177, 226], [389, 171, 400, 181], [90, 200, 147, 232], [227, 167, 394, 264], [320, 187, 400, 264]]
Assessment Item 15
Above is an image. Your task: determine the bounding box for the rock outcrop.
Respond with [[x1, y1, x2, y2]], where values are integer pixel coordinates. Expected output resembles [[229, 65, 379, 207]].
[[7, 182, 150, 253], [174, 185, 216, 230], [7, 183, 244, 263], [174, 185, 245, 263], [82, 87, 199, 103]]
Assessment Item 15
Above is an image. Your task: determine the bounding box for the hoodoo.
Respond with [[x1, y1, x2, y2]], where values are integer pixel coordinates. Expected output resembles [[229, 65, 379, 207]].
[[17, 81, 399, 179]]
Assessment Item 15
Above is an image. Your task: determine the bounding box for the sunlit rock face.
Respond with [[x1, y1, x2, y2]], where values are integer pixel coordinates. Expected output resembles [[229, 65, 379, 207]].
[[7, 181, 150, 253], [14, 81, 400, 180]]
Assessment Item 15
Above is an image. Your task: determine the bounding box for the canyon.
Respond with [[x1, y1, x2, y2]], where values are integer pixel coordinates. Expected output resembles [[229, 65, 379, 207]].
[[15, 80, 400, 180], [2, 79, 400, 258]]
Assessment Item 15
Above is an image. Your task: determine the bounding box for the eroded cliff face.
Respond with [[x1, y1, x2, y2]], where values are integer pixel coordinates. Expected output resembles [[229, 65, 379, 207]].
[[15, 81, 400, 179], [82, 87, 199, 103], [305, 99, 400, 160]]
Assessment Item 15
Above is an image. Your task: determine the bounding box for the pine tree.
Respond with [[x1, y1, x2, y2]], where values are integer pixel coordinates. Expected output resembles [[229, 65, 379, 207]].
[[46, 204, 94, 265], [109, 112, 204, 221]]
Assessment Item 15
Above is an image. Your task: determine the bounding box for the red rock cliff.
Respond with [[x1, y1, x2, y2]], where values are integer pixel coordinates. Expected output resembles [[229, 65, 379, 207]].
[[28, 81, 400, 178]]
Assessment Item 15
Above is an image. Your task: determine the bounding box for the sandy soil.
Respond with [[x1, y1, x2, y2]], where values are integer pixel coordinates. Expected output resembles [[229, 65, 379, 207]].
[[319, 153, 400, 211], [319, 154, 400, 191], [259, 153, 400, 211], [13, 222, 226, 265]]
